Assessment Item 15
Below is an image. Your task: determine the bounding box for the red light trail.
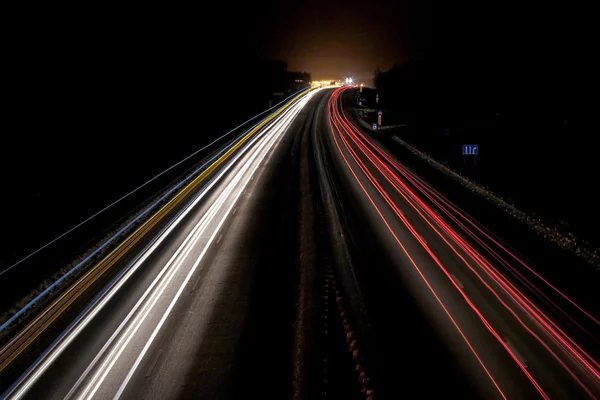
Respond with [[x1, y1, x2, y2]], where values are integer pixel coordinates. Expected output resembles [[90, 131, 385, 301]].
[[326, 87, 600, 398]]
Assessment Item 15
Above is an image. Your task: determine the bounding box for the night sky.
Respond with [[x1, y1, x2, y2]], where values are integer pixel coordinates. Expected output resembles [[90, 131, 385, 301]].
[[2, 1, 596, 269], [4, 0, 593, 200], [6, 2, 590, 95], [225, 0, 591, 87], [248, 0, 432, 80]]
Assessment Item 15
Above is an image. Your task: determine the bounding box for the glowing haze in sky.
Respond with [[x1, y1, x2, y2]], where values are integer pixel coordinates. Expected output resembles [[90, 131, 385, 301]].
[[246, 0, 432, 80]]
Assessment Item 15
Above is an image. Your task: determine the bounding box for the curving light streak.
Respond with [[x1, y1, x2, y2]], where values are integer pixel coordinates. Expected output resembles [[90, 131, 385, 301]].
[[327, 87, 600, 398], [0, 87, 313, 335], [333, 90, 600, 378], [3, 89, 319, 400], [0, 86, 311, 280]]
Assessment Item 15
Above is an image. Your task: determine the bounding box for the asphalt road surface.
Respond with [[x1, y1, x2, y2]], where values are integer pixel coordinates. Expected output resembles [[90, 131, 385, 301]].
[[322, 86, 600, 399], [2, 85, 599, 400], [2, 89, 330, 400]]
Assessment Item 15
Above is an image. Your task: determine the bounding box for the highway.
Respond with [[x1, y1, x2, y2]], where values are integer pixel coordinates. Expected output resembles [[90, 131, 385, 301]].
[[1, 84, 599, 399], [0, 88, 328, 399], [324, 86, 600, 398]]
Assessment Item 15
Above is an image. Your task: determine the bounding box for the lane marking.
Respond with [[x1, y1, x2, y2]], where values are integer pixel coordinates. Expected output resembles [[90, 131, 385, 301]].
[[216, 234, 223, 244], [504, 338, 528, 367], [144, 349, 162, 378], [451, 274, 464, 289], [191, 272, 203, 293]]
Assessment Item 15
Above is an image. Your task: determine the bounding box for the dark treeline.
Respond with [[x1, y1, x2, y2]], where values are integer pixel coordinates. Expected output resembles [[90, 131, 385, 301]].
[[7, 28, 310, 150], [371, 1, 599, 243], [375, 0, 595, 132], [5, 3, 311, 149], [1, 6, 311, 297], [248, 60, 311, 111], [374, 59, 579, 128]]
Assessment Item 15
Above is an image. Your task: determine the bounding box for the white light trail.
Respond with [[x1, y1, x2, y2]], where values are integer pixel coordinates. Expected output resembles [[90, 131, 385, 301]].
[[3, 88, 320, 400]]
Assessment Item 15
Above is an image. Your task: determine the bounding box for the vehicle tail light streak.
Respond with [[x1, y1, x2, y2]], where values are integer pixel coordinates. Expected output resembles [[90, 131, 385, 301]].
[[327, 87, 600, 398]]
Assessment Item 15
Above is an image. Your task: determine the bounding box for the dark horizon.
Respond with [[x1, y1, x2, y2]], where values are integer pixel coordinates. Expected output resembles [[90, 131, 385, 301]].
[[3, 0, 597, 266], [6, 2, 592, 102], [4, 0, 596, 241]]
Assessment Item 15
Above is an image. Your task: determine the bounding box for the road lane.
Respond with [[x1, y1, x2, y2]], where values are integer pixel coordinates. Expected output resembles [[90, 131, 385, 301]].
[[324, 87, 600, 398], [0, 87, 314, 383], [5, 84, 596, 399], [3, 88, 323, 400]]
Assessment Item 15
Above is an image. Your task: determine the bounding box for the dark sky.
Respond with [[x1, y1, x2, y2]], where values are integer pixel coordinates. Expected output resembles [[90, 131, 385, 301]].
[[4, 0, 593, 163], [226, 0, 591, 84], [248, 0, 432, 80], [3, 0, 436, 269], [8, 1, 591, 90], [4, 1, 593, 196], [4, 0, 594, 166], [5, 0, 434, 129], [1, 1, 596, 274]]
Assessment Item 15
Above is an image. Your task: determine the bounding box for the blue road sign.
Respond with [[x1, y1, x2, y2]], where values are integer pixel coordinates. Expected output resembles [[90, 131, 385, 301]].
[[373, 123, 377, 129], [462, 144, 479, 155], [378, 110, 382, 116]]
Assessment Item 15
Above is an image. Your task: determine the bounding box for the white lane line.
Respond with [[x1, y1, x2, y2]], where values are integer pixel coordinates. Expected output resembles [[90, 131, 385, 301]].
[[191, 270, 204, 292], [216, 234, 223, 244], [232, 208, 237, 215], [451, 273, 464, 289], [144, 349, 163, 378], [112, 94, 312, 400], [504, 338, 528, 367]]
